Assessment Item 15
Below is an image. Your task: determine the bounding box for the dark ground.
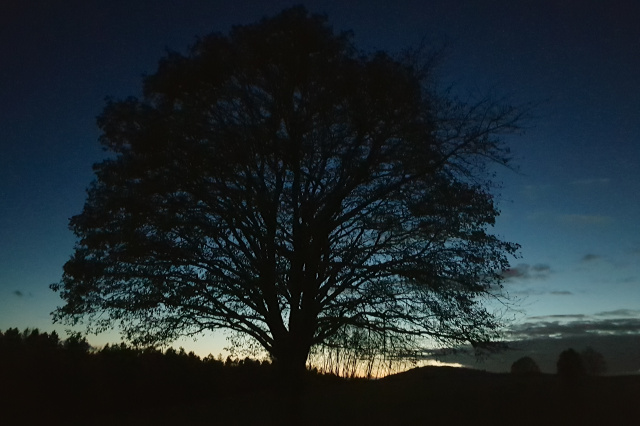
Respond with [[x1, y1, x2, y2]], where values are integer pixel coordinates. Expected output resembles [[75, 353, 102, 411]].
[[113, 370, 639, 426], [3, 364, 638, 425]]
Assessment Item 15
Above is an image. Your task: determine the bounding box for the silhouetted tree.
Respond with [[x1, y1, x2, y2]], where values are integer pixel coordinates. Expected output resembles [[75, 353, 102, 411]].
[[51, 7, 522, 381], [0, 327, 23, 348], [557, 348, 586, 382], [510, 356, 540, 374], [0, 327, 62, 353], [24, 328, 61, 352], [63, 332, 92, 353], [581, 347, 606, 376]]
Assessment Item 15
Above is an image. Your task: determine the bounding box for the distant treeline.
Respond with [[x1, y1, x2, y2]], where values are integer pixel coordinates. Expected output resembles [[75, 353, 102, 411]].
[[0, 327, 280, 424], [0, 326, 264, 367], [1, 329, 636, 425]]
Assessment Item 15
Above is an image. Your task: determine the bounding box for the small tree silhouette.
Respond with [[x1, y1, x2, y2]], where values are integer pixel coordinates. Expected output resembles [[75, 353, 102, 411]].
[[510, 356, 540, 374], [581, 347, 606, 376], [63, 332, 91, 353], [556, 348, 586, 382]]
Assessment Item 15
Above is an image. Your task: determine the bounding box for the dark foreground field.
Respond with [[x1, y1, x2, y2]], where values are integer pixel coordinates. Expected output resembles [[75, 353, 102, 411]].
[[2, 362, 638, 425], [101, 370, 639, 426]]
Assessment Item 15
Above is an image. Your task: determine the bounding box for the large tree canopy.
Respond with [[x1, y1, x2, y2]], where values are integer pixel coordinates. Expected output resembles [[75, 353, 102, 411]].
[[52, 7, 521, 377]]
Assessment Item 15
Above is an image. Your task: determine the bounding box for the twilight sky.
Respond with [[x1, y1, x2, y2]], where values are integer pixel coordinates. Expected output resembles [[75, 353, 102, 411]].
[[1, 0, 639, 373]]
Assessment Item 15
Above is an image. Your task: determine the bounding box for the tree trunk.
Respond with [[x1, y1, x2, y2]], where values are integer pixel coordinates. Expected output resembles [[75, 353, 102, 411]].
[[269, 334, 312, 424], [272, 334, 312, 390]]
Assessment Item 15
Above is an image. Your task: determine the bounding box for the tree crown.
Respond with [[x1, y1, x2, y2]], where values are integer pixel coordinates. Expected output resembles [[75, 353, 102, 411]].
[[52, 7, 522, 373]]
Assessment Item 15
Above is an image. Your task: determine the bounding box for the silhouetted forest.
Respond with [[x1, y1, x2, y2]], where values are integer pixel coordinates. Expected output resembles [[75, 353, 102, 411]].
[[0, 328, 278, 424], [1, 328, 637, 425]]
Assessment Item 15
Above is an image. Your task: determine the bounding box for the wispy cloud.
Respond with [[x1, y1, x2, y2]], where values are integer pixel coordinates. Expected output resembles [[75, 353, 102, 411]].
[[510, 288, 544, 296], [511, 310, 640, 340], [520, 184, 551, 201], [526, 211, 612, 226], [511, 287, 577, 297], [549, 290, 572, 295], [510, 318, 640, 339], [527, 314, 587, 321], [594, 309, 640, 317], [581, 253, 601, 262], [559, 214, 612, 226], [432, 307, 640, 374], [431, 334, 640, 374], [570, 178, 611, 186], [502, 263, 551, 281]]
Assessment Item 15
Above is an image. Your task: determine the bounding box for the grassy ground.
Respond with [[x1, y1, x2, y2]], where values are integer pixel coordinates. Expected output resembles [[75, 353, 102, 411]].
[[2, 361, 638, 425], [94, 368, 638, 425]]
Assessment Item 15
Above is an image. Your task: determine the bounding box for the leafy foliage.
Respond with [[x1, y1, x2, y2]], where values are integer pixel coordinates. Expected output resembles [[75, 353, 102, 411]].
[[52, 7, 522, 375]]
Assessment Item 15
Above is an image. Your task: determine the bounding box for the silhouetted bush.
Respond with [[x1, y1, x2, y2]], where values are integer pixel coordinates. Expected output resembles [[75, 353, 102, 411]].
[[510, 356, 540, 374], [557, 348, 586, 382]]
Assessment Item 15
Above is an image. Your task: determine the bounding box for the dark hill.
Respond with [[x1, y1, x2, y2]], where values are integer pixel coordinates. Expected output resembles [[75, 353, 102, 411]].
[[381, 365, 494, 381]]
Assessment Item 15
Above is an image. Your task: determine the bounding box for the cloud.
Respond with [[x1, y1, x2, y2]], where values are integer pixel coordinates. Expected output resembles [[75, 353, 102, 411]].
[[509, 317, 640, 340], [531, 264, 551, 273], [526, 211, 613, 226], [511, 288, 544, 296], [430, 334, 640, 374], [428, 307, 640, 374], [502, 263, 551, 281], [526, 211, 551, 222], [581, 253, 600, 262], [559, 214, 612, 226], [12, 290, 33, 298], [511, 287, 574, 297], [425, 310, 640, 374], [520, 184, 551, 201], [594, 309, 640, 317], [570, 178, 611, 186], [527, 314, 587, 321]]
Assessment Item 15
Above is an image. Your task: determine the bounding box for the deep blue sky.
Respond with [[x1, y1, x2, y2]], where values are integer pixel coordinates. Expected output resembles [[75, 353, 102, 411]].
[[1, 0, 639, 373]]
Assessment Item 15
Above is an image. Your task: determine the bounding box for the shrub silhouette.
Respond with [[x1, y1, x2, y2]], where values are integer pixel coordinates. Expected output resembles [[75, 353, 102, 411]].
[[581, 347, 606, 376], [510, 356, 540, 374], [556, 348, 586, 382]]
